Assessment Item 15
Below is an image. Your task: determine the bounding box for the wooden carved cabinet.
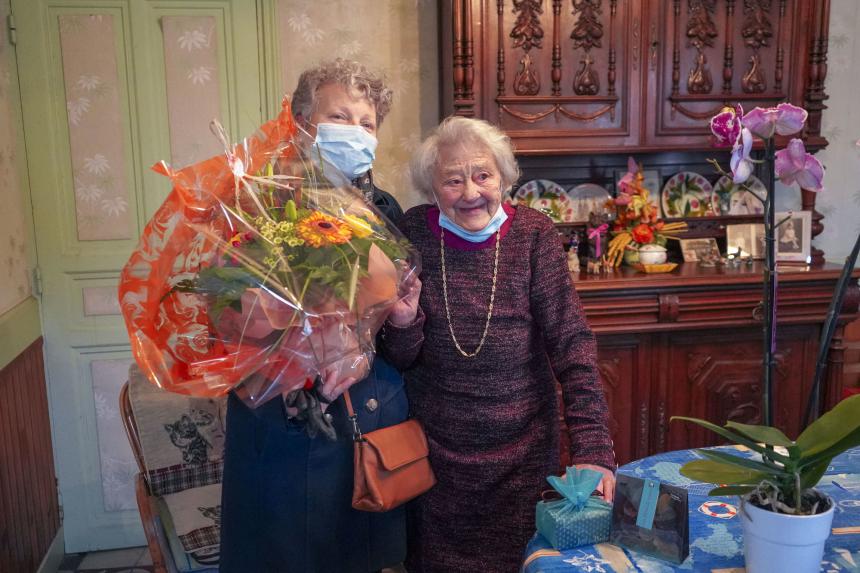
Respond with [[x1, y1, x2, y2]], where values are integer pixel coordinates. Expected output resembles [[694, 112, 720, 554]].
[[443, 0, 831, 153], [645, 0, 827, 149], [565, 264, 860, 466]]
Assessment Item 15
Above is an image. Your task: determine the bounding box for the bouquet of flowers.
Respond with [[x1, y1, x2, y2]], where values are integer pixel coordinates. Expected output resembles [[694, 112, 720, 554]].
[[119, 100, 418, 409], [605, 158, 687, 267]]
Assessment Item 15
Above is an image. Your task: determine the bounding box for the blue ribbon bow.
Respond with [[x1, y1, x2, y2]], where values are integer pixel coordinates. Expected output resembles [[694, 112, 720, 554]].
[[546, 466, 607, 514]]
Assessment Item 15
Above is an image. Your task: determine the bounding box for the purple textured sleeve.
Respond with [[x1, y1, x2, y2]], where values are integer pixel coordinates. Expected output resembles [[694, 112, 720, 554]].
[[529, 218, 616, 470], [379, 306, 426, 371]]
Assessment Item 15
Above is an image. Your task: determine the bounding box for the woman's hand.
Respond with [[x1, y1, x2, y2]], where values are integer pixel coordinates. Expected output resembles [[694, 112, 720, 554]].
[[387, 271, 422, 327], [318, 368, 358, 409], [575, 463, 616, 503]]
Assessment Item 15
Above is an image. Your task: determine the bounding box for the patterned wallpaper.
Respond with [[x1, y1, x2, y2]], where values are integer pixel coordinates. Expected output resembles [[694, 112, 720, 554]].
[[0, 0, 32, 315], [276, 0, 438, 210], [816, 0, 860, 262]]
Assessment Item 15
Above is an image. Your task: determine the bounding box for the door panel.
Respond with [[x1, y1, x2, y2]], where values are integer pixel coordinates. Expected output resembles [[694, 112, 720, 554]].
[[14, 0, 261, 550]]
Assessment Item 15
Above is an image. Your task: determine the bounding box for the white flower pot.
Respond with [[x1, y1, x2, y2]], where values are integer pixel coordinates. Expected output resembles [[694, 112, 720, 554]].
[[740, 495, 834, 573]]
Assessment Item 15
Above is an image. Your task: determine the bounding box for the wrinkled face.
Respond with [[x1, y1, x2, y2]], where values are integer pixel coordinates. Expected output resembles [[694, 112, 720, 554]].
[[432, 143, 503, 232], [301, 82, 378, 138]]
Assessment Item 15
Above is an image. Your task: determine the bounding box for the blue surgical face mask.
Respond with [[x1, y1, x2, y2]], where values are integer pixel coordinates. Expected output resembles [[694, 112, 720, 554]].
[[438, 202, 508, 243], [312, 123, 378, 179]]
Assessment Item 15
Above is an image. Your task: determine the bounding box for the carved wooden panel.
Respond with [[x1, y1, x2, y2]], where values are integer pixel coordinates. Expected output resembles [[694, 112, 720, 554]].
[[646, 0, 810, 143], [444, 0, 830, 152], [453, 0, 644, 152], [663, 325, 816, 452], [595, 335, 650, 465]]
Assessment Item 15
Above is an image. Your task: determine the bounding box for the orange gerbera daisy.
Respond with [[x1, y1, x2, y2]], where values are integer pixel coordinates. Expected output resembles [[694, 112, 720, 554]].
[[296, 211, 353, 247]]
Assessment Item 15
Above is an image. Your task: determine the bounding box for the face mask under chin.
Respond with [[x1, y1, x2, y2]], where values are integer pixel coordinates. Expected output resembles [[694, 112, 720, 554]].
[[438, 201, 508, 243]]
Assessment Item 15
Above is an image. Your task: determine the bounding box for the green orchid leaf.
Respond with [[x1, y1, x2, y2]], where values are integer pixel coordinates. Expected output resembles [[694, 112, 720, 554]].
[[679, 459, 771, 485], [725, 421, 795, 448], [708, 485, 758, 497], [798, 426, 860, 472], [800, 458, 831, 490], [671, 416, 791, 464], [796, 394, 860, 457], [697, 448, 787, 478]]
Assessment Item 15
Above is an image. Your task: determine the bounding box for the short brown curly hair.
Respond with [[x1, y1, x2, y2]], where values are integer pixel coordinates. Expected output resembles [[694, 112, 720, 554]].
[[291, 59, 394, 126]]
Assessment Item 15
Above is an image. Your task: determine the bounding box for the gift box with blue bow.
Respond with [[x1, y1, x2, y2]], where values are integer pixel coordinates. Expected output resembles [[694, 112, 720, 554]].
[[535, 466, 613, 550]]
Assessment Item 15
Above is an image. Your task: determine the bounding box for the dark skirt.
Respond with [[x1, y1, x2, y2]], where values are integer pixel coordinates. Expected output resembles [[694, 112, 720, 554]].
[[219, 357, 408, 573]]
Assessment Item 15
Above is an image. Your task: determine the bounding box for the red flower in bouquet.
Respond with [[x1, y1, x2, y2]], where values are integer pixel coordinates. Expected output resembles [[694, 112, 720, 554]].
[[631, 223, 654, 244]]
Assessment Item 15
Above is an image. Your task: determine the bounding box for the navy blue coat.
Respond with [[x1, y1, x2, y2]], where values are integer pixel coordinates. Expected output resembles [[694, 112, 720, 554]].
[[219, 356, 409, 573]]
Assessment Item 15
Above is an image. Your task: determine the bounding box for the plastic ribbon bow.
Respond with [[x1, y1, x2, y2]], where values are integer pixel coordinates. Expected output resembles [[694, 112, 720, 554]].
[[587, 224, 609, 258], [546, 466, 606, 514]]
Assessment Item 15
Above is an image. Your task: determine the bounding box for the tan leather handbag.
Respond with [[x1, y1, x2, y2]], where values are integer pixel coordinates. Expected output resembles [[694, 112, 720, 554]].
[[344, 390, 436, 512]]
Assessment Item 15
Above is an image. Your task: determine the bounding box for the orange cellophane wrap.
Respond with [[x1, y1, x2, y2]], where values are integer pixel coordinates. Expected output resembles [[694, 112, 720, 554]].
[[118, 100, 418, 407]]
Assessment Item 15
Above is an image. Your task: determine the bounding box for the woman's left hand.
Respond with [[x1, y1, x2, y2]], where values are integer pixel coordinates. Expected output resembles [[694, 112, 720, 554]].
[[575, 463, 616, 503]]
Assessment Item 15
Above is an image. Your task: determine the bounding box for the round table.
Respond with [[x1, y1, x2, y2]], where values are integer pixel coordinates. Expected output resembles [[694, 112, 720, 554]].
[[522, 446, 860, 572]]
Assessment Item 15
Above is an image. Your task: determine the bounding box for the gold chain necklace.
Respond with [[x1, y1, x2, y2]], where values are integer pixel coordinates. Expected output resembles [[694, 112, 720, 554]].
[[440, 227, 500, 358]]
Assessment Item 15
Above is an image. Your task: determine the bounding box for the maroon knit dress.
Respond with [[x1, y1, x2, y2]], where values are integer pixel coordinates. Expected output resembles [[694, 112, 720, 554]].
[[380, 204, 614, 573]]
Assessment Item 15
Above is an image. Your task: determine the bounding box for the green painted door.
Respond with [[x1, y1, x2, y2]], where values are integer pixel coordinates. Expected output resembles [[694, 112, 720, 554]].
[[13, 0, 264, 551]]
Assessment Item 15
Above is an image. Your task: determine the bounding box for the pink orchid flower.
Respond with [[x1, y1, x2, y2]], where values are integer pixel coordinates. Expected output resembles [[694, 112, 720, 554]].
[[710, 104, 744, 147], [774, 138, 825, 192], [742, 103, 808, 139], [730, 127, 755, 184]]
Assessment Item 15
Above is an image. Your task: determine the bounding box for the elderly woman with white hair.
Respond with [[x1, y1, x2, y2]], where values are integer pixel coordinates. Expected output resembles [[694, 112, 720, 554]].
[[379, 116, 616, 572]]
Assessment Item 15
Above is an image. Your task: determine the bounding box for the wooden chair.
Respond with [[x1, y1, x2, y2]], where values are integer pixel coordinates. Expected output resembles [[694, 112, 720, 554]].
[[119, 381, 178, 573]]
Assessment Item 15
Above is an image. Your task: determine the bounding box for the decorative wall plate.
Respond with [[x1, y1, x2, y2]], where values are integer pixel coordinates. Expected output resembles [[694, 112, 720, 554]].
[[661, 172, 716, 218], [712, 175, 767, 215], [566, 183, 612, 222], [514, 179, 570, 222]]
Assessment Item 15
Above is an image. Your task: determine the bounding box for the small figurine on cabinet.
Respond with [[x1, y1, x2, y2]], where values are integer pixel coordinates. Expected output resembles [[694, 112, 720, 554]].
[[567, 234, 581, 275], [586, 212, 609, 274]]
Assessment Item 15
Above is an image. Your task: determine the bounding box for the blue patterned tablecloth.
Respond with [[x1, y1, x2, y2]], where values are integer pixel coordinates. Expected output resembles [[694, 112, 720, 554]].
[[522, 446, 860, 572]]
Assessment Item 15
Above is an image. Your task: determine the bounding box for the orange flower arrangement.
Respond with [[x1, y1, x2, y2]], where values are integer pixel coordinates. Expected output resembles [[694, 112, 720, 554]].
[[297, 211, 353, 247], [606, 158, 687, 267]]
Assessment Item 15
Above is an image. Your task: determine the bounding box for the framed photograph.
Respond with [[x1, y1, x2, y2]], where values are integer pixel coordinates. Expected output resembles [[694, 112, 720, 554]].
[[679, 237, 721, 263], [776, 210, 812, 263], [726, 223, 765, 259], [615, 169, 661, 207]]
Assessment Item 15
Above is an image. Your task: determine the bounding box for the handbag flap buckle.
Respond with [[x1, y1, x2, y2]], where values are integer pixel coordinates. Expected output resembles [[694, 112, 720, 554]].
[[363, 419, 429, 470]]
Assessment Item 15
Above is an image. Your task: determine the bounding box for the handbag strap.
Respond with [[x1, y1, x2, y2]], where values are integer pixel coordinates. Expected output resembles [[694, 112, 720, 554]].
[[343, 390, 364, 442]]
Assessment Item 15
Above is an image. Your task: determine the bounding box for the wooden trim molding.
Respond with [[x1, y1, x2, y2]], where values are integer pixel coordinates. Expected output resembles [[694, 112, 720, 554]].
[[0, 337, 60, 573]]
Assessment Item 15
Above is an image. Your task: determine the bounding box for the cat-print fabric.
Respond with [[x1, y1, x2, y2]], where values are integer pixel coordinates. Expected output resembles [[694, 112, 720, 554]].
[[161, 482, 222, 556], [129, 364, 227, 471]]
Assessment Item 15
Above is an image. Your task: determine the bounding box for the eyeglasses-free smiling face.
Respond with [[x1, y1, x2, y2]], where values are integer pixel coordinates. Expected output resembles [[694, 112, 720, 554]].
[[432, 143, 503, 232]]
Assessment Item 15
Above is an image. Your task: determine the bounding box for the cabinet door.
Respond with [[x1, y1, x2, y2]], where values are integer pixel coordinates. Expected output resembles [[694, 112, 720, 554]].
[[644, 0, 813, 148], [596, 335, 651, 466], [660, 326, 817, 453], [448, 0, 645, 153]]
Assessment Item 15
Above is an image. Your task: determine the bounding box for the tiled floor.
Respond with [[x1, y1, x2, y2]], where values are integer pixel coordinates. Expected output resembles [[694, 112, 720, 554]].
[[58, 546, 153, 573], [58, 546, 406, 572]]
